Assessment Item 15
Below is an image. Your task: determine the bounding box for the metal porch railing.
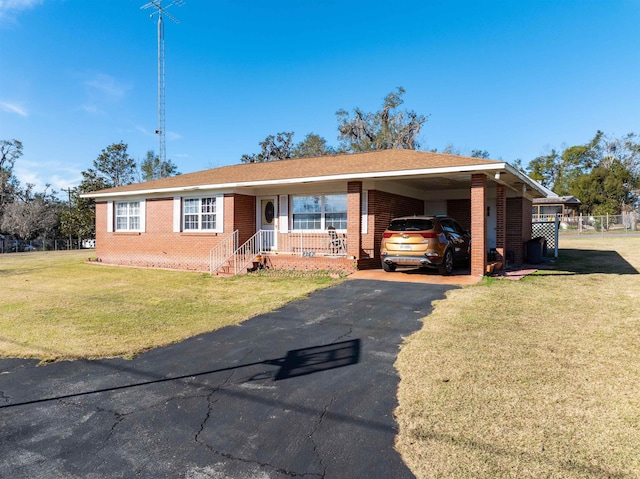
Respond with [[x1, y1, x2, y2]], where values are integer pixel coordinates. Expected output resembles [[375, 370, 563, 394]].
[[210, 229, 349, 276], [209, 230, 239, 275]]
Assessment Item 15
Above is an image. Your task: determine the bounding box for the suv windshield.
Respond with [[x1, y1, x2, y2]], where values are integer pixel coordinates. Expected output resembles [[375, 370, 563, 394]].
[[388, 218, 435, 232]]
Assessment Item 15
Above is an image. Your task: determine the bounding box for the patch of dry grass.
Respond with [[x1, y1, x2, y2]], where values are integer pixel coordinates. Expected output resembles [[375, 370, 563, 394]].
[[0, 251, 340, 361], [396, 236, 640, 478]]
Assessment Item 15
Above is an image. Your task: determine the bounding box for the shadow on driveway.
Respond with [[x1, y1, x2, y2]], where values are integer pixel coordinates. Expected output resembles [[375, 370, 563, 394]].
[[0, 279, 455, 479]]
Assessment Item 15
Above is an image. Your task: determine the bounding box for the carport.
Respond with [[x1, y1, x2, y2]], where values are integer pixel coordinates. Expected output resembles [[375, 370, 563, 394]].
[[360, 163, 550, 275]]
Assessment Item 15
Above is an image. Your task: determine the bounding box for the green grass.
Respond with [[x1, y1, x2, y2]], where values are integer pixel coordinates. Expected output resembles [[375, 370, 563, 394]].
[[0, 251, 341, 361], [395, 236, 640, 478], [4, 240, 640, 477]]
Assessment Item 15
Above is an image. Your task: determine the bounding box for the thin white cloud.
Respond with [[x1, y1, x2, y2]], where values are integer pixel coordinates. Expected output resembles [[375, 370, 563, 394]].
[[135, 125, 154, 136], [78, 73, 131, 116], [167, 130, 183, 141], [84, 74, 130, 102], [0, 100, 28, 117], [0, 0, 43, 24], [78, 103, 101, 115], [14, 160, 83, 194], [0, 0, 43, 9]]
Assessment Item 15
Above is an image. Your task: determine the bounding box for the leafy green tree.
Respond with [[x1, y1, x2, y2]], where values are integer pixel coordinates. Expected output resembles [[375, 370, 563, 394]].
[[59, 187, 96, 240], [241, 132, 296, 163], [292, 133, 337, 158], [63, 142, 137, 239], [336, 87, 428, 152], [140, 150, 180, 181], [569, 160, 639, 215], [62, 170, 112, 240], [89, 141, 137, 188], [528, 131, 640, 214], [527, 149, 562, 190], [527, 132, 603, 194], [557, 131, 603, 194]]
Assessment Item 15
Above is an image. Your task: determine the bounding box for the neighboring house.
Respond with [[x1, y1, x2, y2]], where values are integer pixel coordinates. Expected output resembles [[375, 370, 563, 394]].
[[532, 195, 581, 220], [83, 149, 549, 276]]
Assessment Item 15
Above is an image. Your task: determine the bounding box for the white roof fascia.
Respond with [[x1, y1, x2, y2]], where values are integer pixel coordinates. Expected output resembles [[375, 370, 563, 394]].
[[503, 163, 553, 197], [84, 162, 517, 199]]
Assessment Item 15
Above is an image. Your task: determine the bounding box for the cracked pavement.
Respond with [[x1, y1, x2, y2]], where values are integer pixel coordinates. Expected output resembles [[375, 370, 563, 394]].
[[0, 279, 455, 478]]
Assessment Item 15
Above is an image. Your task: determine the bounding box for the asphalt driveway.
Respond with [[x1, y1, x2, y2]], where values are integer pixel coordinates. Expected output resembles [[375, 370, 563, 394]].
[[0, 279, 456, 479]]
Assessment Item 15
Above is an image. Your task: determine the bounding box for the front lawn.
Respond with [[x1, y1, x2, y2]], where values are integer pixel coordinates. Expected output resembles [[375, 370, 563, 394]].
[[395, 236, 640, 478], [0, 251, 341, 361]]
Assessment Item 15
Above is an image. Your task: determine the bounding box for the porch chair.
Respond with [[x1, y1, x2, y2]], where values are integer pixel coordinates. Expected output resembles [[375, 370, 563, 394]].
[[327, 226, 346, 255]]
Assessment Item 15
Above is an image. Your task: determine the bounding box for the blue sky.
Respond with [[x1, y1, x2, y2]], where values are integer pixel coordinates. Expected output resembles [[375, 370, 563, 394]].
[[1, 0, 639, 195]]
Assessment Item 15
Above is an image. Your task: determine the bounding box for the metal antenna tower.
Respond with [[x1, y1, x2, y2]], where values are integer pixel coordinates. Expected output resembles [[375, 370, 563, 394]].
[[140, 0, 183, 170]]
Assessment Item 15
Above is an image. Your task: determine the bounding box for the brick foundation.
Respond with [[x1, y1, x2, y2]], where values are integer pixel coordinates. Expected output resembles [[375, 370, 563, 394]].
[[262, 254, 356, 274]]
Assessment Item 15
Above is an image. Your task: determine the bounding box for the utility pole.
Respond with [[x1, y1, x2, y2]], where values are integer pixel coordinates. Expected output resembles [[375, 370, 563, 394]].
[[140, 0, 183, 167]]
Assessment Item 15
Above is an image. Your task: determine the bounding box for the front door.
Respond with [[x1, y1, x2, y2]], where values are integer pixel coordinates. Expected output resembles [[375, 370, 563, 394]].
[[259, 197, 277, 251]]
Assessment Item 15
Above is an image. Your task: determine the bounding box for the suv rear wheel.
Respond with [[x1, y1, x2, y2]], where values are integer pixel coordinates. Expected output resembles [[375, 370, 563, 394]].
[[438, 249, 454, 275], [382, 261, 396, 272]]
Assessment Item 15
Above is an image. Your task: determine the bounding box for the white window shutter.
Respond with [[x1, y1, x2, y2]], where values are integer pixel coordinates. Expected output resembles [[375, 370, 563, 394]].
[[139, 199, 146, 233], [215, 194, 224, 233], [107, 201, 113, 233], [173, 197, 181, 232], [279, 195, 288, 232], [361, 190, 368, 234]]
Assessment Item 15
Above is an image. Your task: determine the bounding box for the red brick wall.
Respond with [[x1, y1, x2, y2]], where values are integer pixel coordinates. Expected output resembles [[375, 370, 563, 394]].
[[506, 197, 533, 264], [367, 189, 424, 264], [95, 201, 108, 258], [361, 192, 374, 259], [447, 199, 471, 230], [232, 194, 256, 244], [95, 188, 535, 275], [470, 174, 487, 276], [496, 185, 507, 262], [347, 182, 362, 259], [95, 195, 244, 272]]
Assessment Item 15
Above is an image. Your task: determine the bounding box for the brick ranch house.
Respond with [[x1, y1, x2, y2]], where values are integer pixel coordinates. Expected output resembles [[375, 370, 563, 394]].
[[83, 149, 550, 276]]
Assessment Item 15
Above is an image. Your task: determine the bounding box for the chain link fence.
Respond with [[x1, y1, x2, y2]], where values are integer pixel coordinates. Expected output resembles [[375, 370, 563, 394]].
[[554, 213, 640, 236], [0, 238, 95, 254], [530, 212, 639, 262]]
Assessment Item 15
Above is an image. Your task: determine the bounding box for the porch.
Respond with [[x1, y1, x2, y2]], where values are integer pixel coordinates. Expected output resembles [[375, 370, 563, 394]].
[[210, 229, 350, 276]]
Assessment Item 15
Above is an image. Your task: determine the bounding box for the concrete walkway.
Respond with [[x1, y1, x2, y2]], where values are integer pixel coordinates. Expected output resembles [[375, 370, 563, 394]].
[[0, 279, 457, 479], [350, 268, 483, 286]]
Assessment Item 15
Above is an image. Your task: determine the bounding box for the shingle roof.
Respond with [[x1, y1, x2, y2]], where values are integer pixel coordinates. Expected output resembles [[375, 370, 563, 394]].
[[88, 149, 502, 197]]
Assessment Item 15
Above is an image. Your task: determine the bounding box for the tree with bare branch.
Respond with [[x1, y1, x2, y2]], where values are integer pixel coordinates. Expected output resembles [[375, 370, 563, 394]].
[[336, 87, 428, 152], [0, 139, 23, 219]]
